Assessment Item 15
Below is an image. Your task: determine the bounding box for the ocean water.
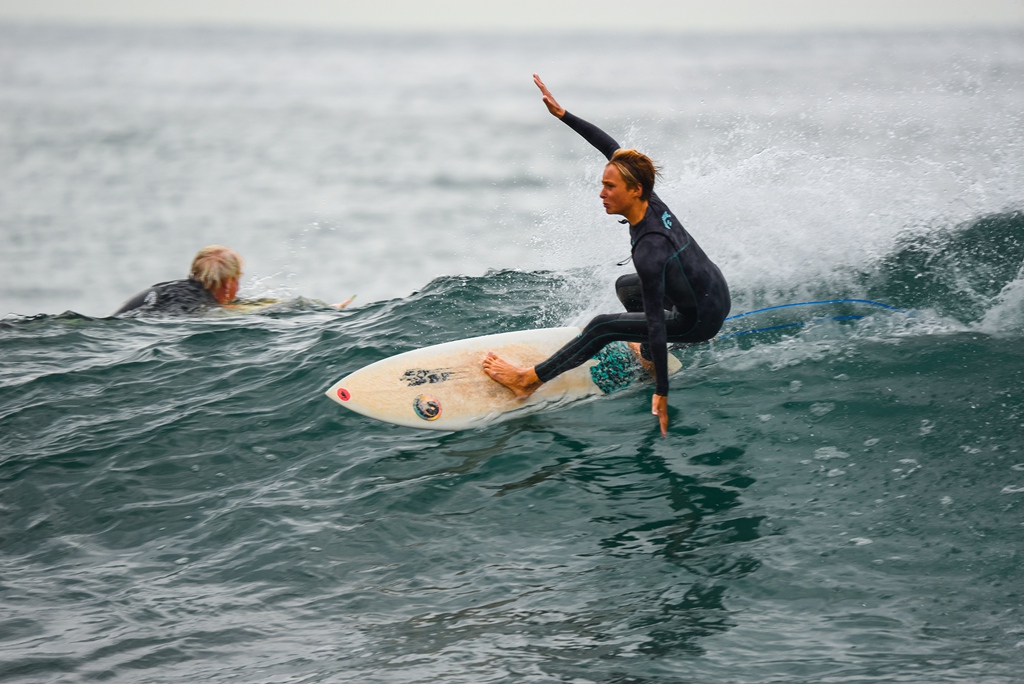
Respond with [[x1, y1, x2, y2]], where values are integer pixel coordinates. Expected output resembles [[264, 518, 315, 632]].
[[2, 23, 1024, 683]]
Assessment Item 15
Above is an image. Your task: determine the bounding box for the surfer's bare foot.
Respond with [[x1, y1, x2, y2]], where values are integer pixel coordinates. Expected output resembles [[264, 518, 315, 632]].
[[628, 342, 656, 376], [482, 352, 542, 398]]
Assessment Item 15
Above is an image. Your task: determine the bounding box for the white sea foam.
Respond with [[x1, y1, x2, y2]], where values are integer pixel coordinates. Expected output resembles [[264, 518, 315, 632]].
[[978, 274, 1024, 334]]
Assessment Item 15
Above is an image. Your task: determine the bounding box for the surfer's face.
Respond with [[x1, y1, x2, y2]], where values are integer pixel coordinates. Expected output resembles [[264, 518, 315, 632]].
[[212, 277, 240, 304], [600, 164, 642, 217]]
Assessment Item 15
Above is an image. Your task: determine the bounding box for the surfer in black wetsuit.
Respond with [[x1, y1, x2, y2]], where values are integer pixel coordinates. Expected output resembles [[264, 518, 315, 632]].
[[113, 245, 243, 316], [483, 74, 731, 436]]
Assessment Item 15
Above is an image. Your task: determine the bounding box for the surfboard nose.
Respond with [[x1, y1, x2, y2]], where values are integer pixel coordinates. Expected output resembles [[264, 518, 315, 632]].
[[325, 379, 353, 406]]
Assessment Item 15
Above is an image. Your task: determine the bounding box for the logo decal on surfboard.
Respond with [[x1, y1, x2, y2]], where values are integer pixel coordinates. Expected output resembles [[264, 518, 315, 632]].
[[402, 368, 455, 387], [337, 388, 351, 401], [413, 395, 441, 421]]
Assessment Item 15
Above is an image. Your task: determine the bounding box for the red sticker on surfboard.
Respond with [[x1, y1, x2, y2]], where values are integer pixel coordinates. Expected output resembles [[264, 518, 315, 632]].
[[337, 388, 351, 402]]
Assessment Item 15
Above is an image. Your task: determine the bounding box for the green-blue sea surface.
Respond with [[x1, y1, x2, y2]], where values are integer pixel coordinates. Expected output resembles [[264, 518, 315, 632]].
[[3, 24, 1024, 684]]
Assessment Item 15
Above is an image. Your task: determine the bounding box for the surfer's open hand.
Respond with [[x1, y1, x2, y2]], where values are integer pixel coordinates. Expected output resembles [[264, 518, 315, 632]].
[[533, 74, 565, 118], [652, 394, 668, 437]]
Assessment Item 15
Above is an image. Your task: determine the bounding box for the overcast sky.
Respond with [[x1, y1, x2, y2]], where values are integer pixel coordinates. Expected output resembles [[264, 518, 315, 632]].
[[1, 0, 1023, 33]]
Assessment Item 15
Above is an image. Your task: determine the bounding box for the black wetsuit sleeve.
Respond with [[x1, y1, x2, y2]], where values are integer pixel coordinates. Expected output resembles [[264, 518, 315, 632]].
[[112, 289, 154, 316], [633, 238, 671, 396], [112, 279, 217, 317], [560, 111, 621, 160]]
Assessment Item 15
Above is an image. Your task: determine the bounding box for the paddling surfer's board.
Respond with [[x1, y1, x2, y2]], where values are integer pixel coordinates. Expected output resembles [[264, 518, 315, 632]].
[[325, 327, 681, 431]]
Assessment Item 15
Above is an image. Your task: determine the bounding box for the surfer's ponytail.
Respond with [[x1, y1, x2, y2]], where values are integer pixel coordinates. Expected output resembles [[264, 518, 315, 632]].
[[608, 149, 659, 202]]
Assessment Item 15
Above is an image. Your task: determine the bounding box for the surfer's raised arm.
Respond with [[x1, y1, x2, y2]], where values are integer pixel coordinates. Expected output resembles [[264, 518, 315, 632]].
[[534, 73, 620, 160]]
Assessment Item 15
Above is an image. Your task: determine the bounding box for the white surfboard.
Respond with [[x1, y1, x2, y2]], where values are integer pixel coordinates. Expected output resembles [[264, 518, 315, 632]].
[[324, 327, 681, 431]]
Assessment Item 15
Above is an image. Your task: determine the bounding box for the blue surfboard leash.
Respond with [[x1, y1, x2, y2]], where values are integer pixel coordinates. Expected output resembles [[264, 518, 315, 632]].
[[714, 298, 904, 341], [724, 298, 902, 321]]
